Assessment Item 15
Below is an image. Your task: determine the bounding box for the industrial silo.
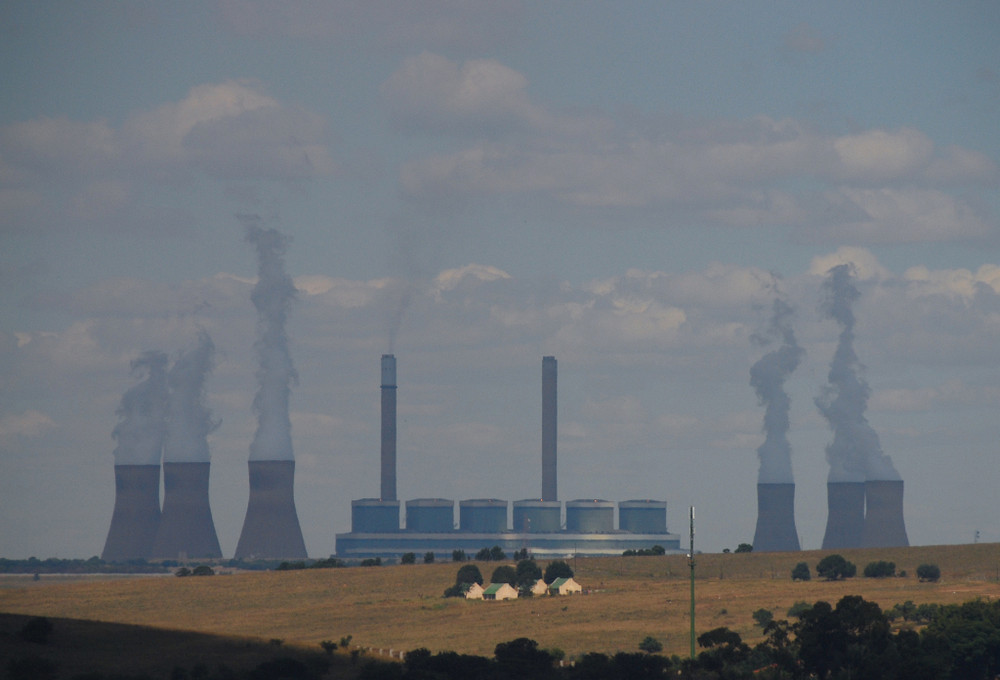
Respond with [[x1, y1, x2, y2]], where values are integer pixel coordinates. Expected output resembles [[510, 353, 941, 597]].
[[351, 498, 401, 533], [406, 498, 454, 532], [618, 500, 667, 533], [566, 499, 614, 533], [513, 499, 562, 533], [459, 499, 509, 532]]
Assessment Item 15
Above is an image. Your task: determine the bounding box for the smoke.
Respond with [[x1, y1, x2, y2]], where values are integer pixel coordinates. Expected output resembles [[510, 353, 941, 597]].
[[386, 286, 412, 354], [750, 298, 804, 483], [163, 330, 219, 463], [243, 216, 298, 462], [815, 264, 900, 482], [112, 350, 169, 466]]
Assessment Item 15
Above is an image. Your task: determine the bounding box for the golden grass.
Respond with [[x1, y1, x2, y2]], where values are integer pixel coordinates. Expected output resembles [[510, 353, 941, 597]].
[[1, 543, 998, 659]]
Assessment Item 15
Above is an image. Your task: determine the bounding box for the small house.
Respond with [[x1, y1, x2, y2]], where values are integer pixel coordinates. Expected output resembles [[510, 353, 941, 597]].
[[464, 582, 485, 600], [529, 579, 549, 596], [482, 582, 519, 600], [548, 577, 582, 595]]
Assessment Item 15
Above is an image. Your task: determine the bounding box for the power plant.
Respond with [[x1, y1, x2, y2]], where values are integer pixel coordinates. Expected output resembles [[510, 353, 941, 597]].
[[102, 464, 162, 561], [861, 479, 909, 548], [335, 355, 682, 559], [152, 462, 222, 559], [752, 483, 800, 552]]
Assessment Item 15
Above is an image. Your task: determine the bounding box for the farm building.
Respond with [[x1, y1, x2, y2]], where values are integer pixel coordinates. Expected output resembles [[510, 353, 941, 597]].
[[464, 582, 485, 600], [548, 577, 582, 595], [483, 583, 519, 600], [529, 579, 549, 596]]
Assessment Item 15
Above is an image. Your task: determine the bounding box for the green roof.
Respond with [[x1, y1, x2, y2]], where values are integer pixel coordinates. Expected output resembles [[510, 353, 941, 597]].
[[549, 577, 569, 588], [483, 583, 508, 595]]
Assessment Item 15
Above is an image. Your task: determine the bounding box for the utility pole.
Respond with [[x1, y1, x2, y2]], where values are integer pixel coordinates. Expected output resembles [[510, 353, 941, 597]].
[[689, 506, 696, 659]]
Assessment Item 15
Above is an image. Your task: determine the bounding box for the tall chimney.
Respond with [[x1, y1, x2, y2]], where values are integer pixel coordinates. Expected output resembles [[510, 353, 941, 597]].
[[151, 462, 222, 559], [102, 464, 161, 561], [542, 356, 557, 502], [381, 354, 397, 501], [234, 460, 307, 559], [861, 479, 909, 547], [821, 481, 865, 549], [752, 483, 801, 552]]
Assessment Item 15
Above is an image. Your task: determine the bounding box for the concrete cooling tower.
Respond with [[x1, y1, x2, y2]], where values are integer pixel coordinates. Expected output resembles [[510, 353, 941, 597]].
[[752, 483, 801, 552], [861, 479, 909, 548], [821, 481, 865, 549], [234, 460, 308, 559], [102, 464, 162, 561], [151, 462, 222, 559]]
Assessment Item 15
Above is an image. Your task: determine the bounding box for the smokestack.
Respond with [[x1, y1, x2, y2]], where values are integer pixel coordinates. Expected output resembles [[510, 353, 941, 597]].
[[821, 481, 866, 549], [102, 465, 162, 561], [862, 479, 909, 547], [152, 331, 222, 559], [749, 297, 803, 552], [102, 351, 168, 561], [381, 354, 397, 501], [234, 219, 307, 559], [542, 356, 557, 502]]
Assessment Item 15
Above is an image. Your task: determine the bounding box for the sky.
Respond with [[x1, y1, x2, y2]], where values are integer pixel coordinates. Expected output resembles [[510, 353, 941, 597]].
[[1, 1, 999, 558]]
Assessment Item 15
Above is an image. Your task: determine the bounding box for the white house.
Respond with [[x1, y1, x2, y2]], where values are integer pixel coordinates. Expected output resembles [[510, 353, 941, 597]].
[[530, 579, 549, 596], [464, 582, 485, 599], [548, 577, 583, 595], [482, 582, 519, 600]]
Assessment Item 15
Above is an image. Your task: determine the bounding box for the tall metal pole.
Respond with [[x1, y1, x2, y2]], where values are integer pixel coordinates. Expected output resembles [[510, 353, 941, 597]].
[[689, 506, 696, 659]]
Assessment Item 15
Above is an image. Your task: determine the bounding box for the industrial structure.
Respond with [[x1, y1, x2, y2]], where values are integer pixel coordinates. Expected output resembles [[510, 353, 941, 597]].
[[861, 479, 909, 548], [234, 460, 308, 559], [335, 355, 682, 560], [821, 481, 866, 549], [151, 462, 222, 559], [101, 464, 162, 561], [752, 483, 801, 552]]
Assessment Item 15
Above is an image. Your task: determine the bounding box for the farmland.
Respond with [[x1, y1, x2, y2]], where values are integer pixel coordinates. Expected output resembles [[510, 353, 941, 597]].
[[1, 543, 997, 660]]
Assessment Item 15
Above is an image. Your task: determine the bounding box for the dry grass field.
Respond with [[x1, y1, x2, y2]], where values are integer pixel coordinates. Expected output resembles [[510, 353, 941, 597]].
[[2, 544, 998, 660]]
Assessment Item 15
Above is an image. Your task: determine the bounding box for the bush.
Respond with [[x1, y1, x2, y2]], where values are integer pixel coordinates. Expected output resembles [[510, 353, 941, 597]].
[[787, 601, 812, 619], [360, 558, 382, 567], [423, 552, 435, 564], [452, 550, 466, 562], [863, 560, 896, 578], [491, 565, 517, 585], [175, 567, 192, 577], [191, 565, 214, 576], [916, 563, 941, 582], [752, 608, 774, 628], [791, 562, 811, 581], [400, 552, 416, 565], [734, 543, 753, 553], [816, 554, 856, 580], [638, 636, 663, 653]]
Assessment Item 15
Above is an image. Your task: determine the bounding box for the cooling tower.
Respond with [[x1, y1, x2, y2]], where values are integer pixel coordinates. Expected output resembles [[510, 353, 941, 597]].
[[619, 500, 668, 534], [151, 462, 222, 559], [234, 460, 307, 559], [381, 354, 397, 501], [566, 499, 614, 533], [405, 498, 454, 532], [460, 499, 509, 532], [102, 464, 161, 561], [513, 500, 562, 533], [751, 483, 800, 552], [351, 498, 401, 533], [861, 479, 909, 548], [542, 356, 557, 502], [821, 481, 865, 549]]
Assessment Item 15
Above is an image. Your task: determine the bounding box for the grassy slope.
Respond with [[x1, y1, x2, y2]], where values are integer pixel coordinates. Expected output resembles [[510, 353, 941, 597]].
[[1, 544, 997, 659]]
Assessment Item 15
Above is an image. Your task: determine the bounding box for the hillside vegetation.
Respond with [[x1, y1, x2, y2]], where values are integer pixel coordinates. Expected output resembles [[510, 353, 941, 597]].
[[1, 543, 997, 659]]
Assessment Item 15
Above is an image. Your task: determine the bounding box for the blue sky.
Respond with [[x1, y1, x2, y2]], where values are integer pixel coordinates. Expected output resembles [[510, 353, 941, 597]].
[[1, 1, 998, 558]]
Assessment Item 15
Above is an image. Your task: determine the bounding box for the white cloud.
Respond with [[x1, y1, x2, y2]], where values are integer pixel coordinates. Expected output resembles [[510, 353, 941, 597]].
[[832, 128, 934, 182], [0, 410, 56, 439], [903, 263, 1000, 300], [807, 247, 891, 281]]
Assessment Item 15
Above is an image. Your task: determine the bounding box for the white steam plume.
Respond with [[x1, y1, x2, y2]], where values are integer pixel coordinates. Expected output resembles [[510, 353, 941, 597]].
[[112, 351, 169, 466], [750, 297, 804, 483], [815, 264, 900, 482], [163, 330, 219, 463], [243, 216, 298, 462]]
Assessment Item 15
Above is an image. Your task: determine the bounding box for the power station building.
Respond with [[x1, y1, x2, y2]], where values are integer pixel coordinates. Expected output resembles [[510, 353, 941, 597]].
[[335, 356, 682, 560]]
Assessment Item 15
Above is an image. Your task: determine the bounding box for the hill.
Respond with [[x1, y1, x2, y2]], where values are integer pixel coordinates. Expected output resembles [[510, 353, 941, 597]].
[[1, 543, 997, 660]]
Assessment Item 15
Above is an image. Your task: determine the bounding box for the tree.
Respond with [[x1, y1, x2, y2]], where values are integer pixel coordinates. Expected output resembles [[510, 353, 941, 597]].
[[175, 567, 192, 577], [494, 638, 553, 679], [489, 545, 506, 561], [863, 560, 896, 578], [791, 561, 811, 581], [752, 608, 774, 628], [191, 565, 214, 576], [916, 563, 941, 582], [423, 552, 435, 564], [456, 564, 484, 586], [452, 549, 466, 562], [638, 636, 663, 653], [816, 554, 856, 580], [734, 543, 753, 553], [491, 565, 517, 585], [400, 552, 416, 565], [475, 547, 492, 561], [515, 559, 542, 588], [543, 560, 574, 584], [320, 640, 338, 656]]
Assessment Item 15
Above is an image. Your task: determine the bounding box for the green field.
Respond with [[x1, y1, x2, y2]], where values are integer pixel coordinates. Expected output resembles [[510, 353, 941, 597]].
[[2, 544, 998, 661]]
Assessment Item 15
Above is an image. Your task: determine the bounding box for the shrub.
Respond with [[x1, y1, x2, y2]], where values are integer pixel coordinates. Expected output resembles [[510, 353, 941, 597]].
[[734, 543, 753, 553], [400, 552, 416, 565], [916, 563, 941, 582], [787, 601, 812, 619], [320, 640, 338, 655], [638, 636, 663, 654], [863, 560, 896, 578], [423, 552, 435, 564], [816, 554, 856, 580], [360, 558, 382, 567], [752, 608, 774, 628], [791, 562, 811, 581], [175, 567, 192, 577], [451, 550, 466, 562], [191, 565, 214, 576]]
